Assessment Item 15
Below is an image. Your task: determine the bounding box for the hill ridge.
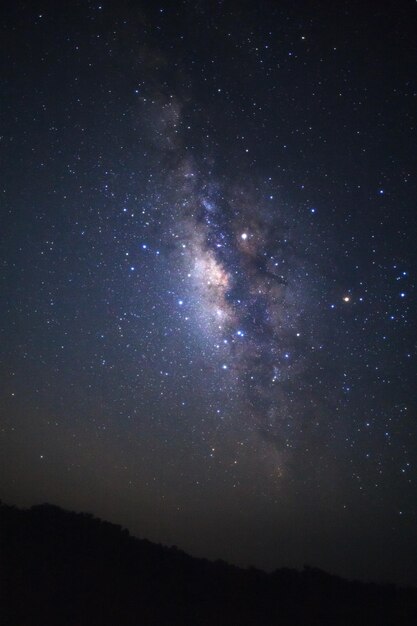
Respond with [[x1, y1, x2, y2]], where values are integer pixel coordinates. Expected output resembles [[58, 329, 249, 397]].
[[1, 501, 416, 625]]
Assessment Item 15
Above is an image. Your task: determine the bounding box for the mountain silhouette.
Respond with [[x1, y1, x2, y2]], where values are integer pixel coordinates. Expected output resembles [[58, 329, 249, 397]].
[[1, 501, 416, 625]]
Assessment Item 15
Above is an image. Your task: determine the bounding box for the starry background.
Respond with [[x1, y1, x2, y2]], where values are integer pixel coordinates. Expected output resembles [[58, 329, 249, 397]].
[[1, 0, 416, 586]]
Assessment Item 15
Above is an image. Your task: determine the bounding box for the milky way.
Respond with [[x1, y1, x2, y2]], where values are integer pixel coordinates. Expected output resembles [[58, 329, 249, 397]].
[[144, 83, 318, 468]]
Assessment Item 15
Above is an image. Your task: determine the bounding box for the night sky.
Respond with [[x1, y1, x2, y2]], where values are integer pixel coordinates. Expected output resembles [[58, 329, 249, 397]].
[[1, 0, 417, 587]]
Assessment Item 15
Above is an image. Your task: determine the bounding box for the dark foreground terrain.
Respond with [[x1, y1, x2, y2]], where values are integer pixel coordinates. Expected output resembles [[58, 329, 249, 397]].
[[1, 502, 416, 625]]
